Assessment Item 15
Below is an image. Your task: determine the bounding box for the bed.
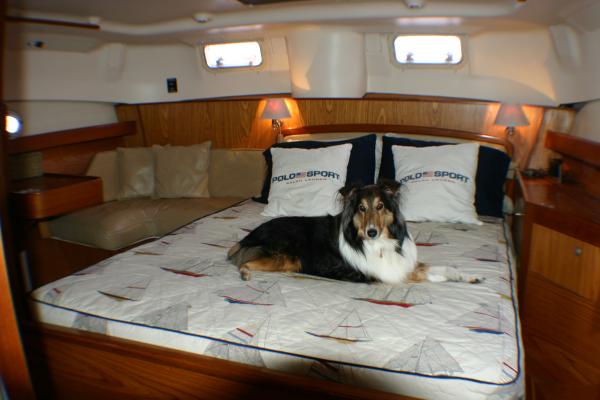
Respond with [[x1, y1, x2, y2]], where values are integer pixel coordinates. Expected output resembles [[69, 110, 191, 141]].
[[26, 124, 523, 400]]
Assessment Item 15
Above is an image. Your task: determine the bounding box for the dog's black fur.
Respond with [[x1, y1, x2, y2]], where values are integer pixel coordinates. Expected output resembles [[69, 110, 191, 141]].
[[228, 179, 411, 282]]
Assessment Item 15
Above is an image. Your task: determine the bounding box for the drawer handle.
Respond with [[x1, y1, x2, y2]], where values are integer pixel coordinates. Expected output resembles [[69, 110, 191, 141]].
[[574, 247, 583, 256]]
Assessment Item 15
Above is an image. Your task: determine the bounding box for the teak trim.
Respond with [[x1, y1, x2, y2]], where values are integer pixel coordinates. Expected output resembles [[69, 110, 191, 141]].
[[28, 322, 414, 399], [545, 130, 600, 168], [283, 124, 512, 156], [7, 121, 136, 155]]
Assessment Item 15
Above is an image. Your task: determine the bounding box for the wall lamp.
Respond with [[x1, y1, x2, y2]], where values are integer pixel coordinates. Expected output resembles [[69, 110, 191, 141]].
[[494, 104, 530, 136], [5, 111, 23, 138], [261, 98, 291, 143]]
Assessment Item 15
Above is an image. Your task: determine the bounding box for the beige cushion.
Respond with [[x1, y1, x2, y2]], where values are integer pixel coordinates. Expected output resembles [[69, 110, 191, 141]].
[[118, 147, 155, 199], [208, 149, 266, 198], [86, 150, 119, 202], [154, 142, 211, 198], [48, 197, 243, 251]]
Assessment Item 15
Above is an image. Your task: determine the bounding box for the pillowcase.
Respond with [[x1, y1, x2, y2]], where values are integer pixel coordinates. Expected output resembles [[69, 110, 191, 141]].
[[380, 136, 510, 217], [256, 134, 377, 204], [392, 143, 481, 224], [86, 150, 119, 202], [153, 142, 212, 198], [262, 144, 352, 217], [117, 147, 155, 199]]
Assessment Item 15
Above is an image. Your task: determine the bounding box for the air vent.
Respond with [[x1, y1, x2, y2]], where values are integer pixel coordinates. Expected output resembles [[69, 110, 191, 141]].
[[237, 0, 307, 5]]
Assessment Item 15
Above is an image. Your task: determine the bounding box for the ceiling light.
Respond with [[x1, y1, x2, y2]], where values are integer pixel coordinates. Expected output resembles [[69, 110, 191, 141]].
[[193, 13, 213, 23], [403, 0, 425, 9]]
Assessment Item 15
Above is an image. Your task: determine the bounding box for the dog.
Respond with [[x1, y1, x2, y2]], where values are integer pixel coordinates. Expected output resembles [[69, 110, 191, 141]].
[[228, 179, 482, 285]]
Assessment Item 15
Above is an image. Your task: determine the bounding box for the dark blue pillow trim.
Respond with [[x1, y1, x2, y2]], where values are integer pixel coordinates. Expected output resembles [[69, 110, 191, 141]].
[[379, 136, 510, 218], [255, 134, 377, 204]]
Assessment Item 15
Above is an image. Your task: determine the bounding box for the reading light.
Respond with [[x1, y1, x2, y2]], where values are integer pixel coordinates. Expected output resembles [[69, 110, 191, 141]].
[[261, 98, 291, 143], [494, 104, 529, 136], [5, 112, 22, 137]]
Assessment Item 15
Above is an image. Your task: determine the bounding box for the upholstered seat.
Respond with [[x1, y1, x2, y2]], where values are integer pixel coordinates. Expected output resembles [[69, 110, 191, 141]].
[[47, 147, 266, 250], [48, 197, 244, 251]]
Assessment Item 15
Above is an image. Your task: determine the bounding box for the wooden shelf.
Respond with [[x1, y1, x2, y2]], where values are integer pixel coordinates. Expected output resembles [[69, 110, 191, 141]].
[[518, 174, 600, 247], [10, 174, 103, 219]]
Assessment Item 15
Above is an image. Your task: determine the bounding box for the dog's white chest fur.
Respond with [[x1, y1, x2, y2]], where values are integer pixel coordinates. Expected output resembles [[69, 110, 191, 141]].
[[339, 232, 417, 284]]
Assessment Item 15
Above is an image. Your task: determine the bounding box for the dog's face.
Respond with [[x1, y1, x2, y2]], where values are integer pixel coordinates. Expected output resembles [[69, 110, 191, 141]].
[[340, 180, 402, 241]]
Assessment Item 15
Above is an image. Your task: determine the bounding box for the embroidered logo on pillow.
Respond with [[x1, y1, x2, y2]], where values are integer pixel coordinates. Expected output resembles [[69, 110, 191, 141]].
[[262, 144, 352, 217], [392, 143, 481, 224]]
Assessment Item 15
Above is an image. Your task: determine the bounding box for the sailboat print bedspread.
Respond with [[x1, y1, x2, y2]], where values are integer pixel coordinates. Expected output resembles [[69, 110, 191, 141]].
[[30, 200, 523, 400]]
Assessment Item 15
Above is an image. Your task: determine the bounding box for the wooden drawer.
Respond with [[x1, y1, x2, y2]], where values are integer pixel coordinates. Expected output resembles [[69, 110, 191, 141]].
[[522, 272, 600, 383], [530, 223, 600, 302]]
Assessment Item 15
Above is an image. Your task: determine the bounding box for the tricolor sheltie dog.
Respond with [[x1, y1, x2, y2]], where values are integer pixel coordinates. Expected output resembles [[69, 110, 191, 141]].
[[228, 179, 482, 285]]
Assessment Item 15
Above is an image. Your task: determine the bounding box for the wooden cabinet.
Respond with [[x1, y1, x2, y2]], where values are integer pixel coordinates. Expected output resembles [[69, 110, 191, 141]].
[[515, 173, 600, 393], [529, 224, 600, 302], [10, 174, 102, 219]]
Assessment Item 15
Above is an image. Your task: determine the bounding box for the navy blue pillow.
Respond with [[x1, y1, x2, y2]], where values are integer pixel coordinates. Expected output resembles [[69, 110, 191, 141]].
[[379, 136, 510, 218], [255, 134, 377, 204]]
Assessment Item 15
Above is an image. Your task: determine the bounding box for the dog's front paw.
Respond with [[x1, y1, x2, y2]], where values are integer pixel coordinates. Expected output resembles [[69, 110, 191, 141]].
[[465, 275, 485, 284], [239, 265, 251, 281]]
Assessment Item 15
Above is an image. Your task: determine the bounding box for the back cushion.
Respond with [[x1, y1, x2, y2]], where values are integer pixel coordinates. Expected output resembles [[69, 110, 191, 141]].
[[153, 142, 212, 198], [379, 136, 511, 218], [208, 149, 266, 198], [86, 150, 119, 202], [256, 134, 377, 203], [117, 147, 155, 199]]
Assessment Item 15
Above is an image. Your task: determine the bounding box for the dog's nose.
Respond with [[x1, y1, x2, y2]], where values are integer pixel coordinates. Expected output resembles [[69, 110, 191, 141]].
[[367, 228, 378, 238]]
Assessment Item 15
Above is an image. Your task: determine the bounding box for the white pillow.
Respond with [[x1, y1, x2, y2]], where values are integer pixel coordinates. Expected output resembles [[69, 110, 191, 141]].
[[392, 142, 481, 224], [262, 144, 352, 217]]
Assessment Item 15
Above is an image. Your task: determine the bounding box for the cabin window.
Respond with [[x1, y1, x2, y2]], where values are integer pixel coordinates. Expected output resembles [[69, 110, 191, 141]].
[[203, 41, 263, 69], [393, 35, 462, 65], [5, 111, 22, 137]]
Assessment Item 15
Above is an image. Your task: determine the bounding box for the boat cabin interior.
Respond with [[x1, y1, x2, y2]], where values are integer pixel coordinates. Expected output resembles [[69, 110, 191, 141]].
[[1, 0, 600, 399]]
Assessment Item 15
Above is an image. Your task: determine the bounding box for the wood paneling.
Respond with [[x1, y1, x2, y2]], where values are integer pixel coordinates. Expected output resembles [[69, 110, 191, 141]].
[[28, 324, 415, 400], [41, 136, 125, 174], [523, 273, 600, 385], [8, 121, 135, 154], [7, 122, 136, 175], [0, 231, 35, 400], [529, 224, 600, 302], [117, 98, 573, 169], [544, 130, 600, 198], [8, 122, 137, 175], [284, 123, 513, 155], [0, 0, 36, 397], [546, 130, 600, 168], [524, 274, 600, 400], [528, 109, 575, 170]]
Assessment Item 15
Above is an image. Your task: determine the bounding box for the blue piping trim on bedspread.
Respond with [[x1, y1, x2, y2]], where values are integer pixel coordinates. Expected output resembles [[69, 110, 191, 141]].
[[30, 220, 522, 387]]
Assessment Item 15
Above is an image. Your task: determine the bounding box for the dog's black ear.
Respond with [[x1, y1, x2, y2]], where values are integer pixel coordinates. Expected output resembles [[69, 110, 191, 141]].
[[339, 183, 360, 199], [377, 179, 401, 195]]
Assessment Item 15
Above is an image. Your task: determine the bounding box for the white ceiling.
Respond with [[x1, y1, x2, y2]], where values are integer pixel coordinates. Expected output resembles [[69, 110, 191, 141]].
[[6, 0, 600, 43]]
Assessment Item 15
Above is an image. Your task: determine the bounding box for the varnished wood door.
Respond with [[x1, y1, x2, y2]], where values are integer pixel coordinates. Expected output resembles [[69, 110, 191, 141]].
[[0, 0, 36, 397]]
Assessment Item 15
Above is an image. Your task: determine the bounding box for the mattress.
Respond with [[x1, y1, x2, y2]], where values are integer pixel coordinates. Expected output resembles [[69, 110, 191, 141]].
[[30, 200, 524, 400]]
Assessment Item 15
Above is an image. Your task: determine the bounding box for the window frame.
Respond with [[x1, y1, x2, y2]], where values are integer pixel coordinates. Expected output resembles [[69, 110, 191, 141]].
[[391, 34, 465, 67], [202, 40, 265, 71]]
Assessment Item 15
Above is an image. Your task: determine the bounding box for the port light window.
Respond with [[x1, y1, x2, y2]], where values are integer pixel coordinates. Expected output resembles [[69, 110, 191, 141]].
[[393, 35, 462, 65], [204, 41, 263, 69]]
